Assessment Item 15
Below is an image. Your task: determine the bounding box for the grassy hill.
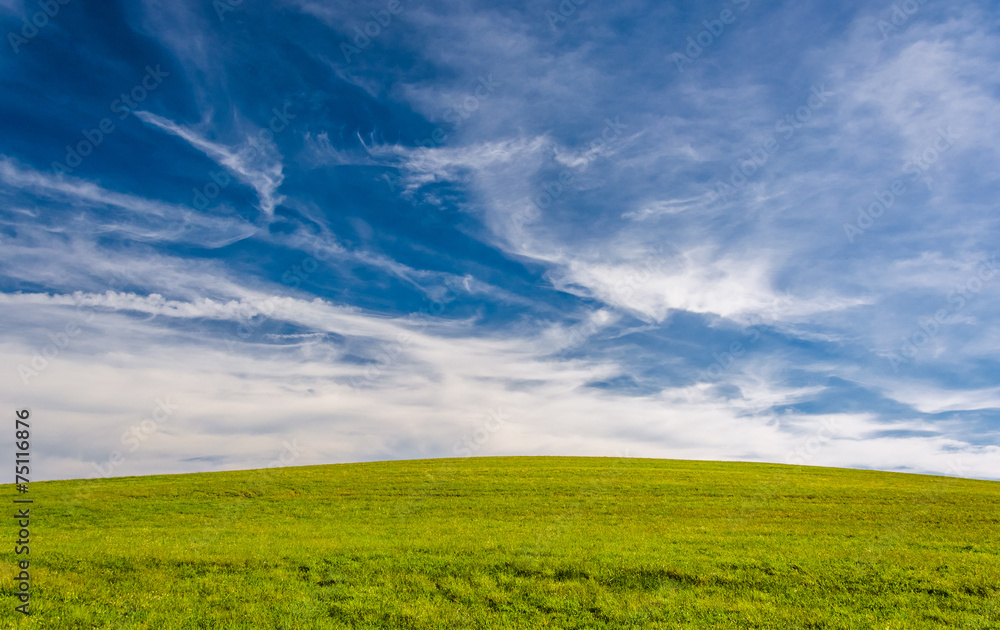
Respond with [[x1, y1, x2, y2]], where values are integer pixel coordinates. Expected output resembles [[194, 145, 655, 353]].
[[2, 457, 998, 628]]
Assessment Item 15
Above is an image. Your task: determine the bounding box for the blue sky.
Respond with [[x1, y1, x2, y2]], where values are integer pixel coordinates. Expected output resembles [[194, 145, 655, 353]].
[[2, 0, 999, 481]]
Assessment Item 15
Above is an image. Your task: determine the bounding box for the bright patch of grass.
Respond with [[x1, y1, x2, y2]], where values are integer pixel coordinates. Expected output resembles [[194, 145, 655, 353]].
[[2, 457, 998, 628]]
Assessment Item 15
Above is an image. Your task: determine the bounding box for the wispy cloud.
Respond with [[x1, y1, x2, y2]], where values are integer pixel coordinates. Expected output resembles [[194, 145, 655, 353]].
[[0, 156, 257, 247], [134, 111, 286, 217]]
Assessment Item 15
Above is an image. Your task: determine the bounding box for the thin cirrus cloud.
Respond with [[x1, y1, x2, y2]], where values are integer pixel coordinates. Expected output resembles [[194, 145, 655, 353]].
[[0, 0, 997, 481], [133, 110, 287, 218], [0, 156, 258, 248]]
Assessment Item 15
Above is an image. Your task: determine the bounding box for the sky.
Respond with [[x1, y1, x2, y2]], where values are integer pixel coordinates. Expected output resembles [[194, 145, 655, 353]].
[[1, 0, 999, 482]]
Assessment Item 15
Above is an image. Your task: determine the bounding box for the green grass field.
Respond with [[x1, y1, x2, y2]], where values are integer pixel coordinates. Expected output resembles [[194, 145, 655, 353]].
[[2, 457, 998, 629]]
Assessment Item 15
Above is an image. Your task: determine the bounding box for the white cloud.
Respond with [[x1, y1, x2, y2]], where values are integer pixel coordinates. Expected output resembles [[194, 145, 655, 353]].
[[622, 193, 716, 221], [135, 111, 286, 216], [302, 131, 376, 167], [3, 285, 997, 481], [882, 383, 1000, 415], [0, 156, 257, 248]]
